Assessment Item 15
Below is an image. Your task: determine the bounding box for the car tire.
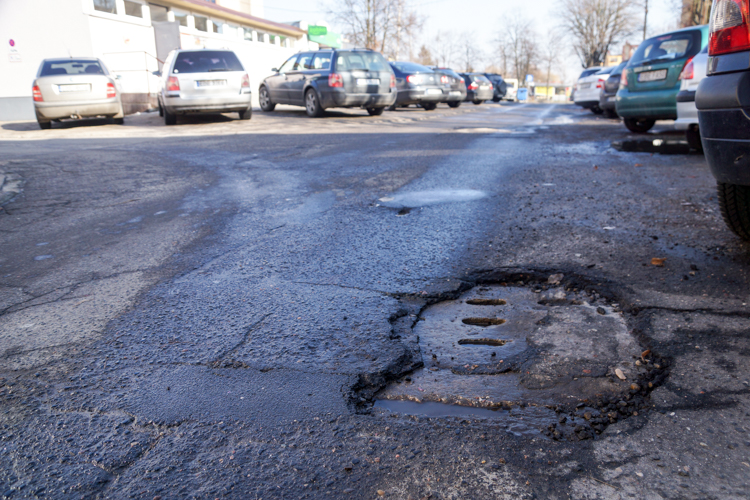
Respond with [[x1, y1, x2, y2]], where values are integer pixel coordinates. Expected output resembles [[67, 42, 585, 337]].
[[259, 86, 275, 112], [447, 101, 461, 108], [718, 182, 750, 241], [422, 103, 437, 111], [158, 101, 164, 117], [367, 107, 385, 116], [305, 88, 324, 117], [387, 103, 398, 111], [492, 96, 501, 102], [686, 126, 703, 153], [38, 120, 51, 130], [238, 107, 252, 120], [113, 117, 125, 125], [591, 106, 604, 115], [604, 109, 618, 119], [164, 107, 177, 126], [623, 118, 655, 133], [473, 100, 483, 105]]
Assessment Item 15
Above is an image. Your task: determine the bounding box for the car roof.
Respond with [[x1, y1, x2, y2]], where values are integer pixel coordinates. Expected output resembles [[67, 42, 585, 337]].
[[43, 57, 100, 62]]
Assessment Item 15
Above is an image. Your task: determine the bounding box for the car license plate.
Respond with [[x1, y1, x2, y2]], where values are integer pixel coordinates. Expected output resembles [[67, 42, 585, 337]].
[[58, 84, 90, 93], [608, 96, 616, 101], [357, 78, 380, 85], [637, 69, 667, 82], [196, 80, 227, 87], [449, 90, 461, 95], [579, 83, 590, 89], [426, 88, 443, 95]]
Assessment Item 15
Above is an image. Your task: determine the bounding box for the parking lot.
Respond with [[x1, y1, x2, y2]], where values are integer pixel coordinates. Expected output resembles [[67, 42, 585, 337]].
[[1, 102, 749, 499]]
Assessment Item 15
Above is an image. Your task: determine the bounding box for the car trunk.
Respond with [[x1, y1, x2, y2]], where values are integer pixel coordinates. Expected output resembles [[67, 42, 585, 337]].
[[36, 74, 112, 103], [625, 29, 702, 93], [174, 72, 244, 99], [342, 69, 392, 95]]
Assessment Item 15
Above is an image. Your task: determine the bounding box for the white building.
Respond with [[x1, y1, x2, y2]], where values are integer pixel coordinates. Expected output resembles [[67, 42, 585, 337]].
[[0, 0, 307, 121]]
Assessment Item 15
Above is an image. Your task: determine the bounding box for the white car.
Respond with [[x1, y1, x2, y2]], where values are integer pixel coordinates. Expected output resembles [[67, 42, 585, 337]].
[[674, 45, 708, 151], [573, 66, 613, 114], [504, 78, 518, 101]]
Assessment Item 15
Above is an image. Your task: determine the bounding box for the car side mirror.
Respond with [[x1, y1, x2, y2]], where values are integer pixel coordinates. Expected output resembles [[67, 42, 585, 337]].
[[272, 67, 279, 73]]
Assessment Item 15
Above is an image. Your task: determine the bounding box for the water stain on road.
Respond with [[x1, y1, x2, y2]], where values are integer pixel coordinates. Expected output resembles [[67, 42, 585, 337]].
[[378, 189, 487, 208], [611, 139, 695, 155]]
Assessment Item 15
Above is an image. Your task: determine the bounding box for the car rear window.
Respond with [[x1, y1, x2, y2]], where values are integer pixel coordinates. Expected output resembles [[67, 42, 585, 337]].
[[40, 60, 106, 76], [629, 30, 702, 65], [336, 51, 390, 72], [434, 68, 461, 79], [594, 66, 615, 75], [578, 68, 601, 79], [391, 61, 432, 73], [172, 51, 244, 74]]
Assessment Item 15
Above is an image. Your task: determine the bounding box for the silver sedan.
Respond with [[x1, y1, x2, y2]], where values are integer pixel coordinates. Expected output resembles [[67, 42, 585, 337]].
[[32, 58, 125, 130]]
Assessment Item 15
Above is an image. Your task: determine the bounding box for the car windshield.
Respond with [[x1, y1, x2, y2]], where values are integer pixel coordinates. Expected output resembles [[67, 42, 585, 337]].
[[629, 30, 701, 65], [336, 51, 389, 71], [40, 60, 105, 76], [436, 68, 461, 79], [172, 51, 244, 73], [391, 61, 432, 73], [594, 66, 615, 75], [578, 68, 601, 79]]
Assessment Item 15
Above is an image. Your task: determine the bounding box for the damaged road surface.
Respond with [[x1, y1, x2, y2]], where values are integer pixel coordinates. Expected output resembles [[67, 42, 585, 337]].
[[1, 105, 750, 499]]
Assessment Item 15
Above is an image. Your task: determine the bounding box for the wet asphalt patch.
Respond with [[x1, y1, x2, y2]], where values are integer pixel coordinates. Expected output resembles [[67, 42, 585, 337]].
[[611, 138, 698, 155], [366, 275, 671, 442]]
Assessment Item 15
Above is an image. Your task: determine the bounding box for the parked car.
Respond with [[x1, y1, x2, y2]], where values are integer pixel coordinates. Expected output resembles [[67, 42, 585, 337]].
[[674, 45, 708, 151], [389, 62, 445, 110], [460, 73, 494, 104], [430, 67, 467, 107], [260, 48, 395, 117], [505, 78, 518, 101], [157, 49, 252, 125], [484, 73, 508, 101], [32, 57, 124, 129], [616, 25, 709, 133], [599, 61, 628, 118], [574, 66, 614, 114], [696, 0, 750, 240]]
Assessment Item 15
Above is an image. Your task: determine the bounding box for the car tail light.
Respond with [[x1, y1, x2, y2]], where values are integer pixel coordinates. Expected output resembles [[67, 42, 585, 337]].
[[709, 0, 750, 55], [489, 84, 494, 90], [328, 73, 343, 88], [32, 85, 43, 102], [679, 57, 695, 79], [241, 73, 250, 88], [167, 76, 180, 92], [106, 82, 116, 98], [620, 71, 628, 88], [390, 74, 396, 88], [468, 81, 479, 90], [406, 74, 423, 84], [440, 75, 449, 84], [596, 77, 606, 88]]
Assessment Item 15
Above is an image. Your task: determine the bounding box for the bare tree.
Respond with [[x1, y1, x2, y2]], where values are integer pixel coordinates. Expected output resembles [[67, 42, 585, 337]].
[[498, 14, 539, 84], [681, 0, 711, 26], [432, 30, 457, 67], [457, 32, 483, 72], [416, 45, 434, 66], [559, 0, 636, 68], [329, 0, 422, 59], [541, 30, 564, 99]]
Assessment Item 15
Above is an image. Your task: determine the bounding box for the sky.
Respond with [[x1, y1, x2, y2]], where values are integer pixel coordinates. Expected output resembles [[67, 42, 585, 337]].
[[262, 0, 682, 84]]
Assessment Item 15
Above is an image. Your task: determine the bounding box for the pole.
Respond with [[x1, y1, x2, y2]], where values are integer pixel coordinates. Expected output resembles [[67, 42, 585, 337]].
[[643, 0, 649, 41]]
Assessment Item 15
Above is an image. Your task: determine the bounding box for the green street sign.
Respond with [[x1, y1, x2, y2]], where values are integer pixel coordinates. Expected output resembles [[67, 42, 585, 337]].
[[308, 25, 328, 36]]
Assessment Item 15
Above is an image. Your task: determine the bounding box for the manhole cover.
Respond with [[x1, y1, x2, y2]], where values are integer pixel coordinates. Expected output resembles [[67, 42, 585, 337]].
[[374, 282, 665, 440]]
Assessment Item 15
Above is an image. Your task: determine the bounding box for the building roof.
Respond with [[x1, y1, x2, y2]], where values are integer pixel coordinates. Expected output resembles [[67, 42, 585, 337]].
[[157, 0, 306, 37]]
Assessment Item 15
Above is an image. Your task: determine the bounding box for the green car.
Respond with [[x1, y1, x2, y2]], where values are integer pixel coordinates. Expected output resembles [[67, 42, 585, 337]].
[[616, 25, 708, 133]]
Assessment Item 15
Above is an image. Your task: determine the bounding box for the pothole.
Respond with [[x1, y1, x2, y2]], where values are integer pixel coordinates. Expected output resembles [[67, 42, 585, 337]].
[[611, 139, 694, 155], [372, 281, 668, 441]]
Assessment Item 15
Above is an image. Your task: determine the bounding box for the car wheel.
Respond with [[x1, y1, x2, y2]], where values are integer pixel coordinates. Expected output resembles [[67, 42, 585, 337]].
[[718, 182, 750, 241], [492, 96, 501, 102], [623, 118, 655, 133], [686, 126, 703, 152], [38, 120, 51, 130], [259, 86, 275, 112], [591, 106, 604, 115], [367, 107, 385, 116], [158, 101, 164, 117], [604, 109, 618, 119], [473, 100, 483, 105], [305, 88, 324, 117], [238, 107, 252, 120], [422, 103, 437, 111], [164, 107, 177, 126], [387, 103, 398, 111], [447, 101, 461, 108], [113, 117, 125, 125]]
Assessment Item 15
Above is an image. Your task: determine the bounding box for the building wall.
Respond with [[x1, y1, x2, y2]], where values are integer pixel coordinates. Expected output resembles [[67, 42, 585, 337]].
[[0, 0, 297, 121], [0, 0, 93, 120]]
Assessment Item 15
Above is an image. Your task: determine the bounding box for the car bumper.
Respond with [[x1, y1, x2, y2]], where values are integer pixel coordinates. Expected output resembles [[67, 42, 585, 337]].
[[674, 100, 698, 130], [445, 89, 467, 102], [396, 89, 446, 105], [574, 99, 599, 109], [34, 99, 121, 120], [599, 92, 617, 110], [466, 89, 493, 101], [615, 87, 678, 120], [321, 90, 396, 108], [164, 93, 252, 114], [696, 70, 750, 185]]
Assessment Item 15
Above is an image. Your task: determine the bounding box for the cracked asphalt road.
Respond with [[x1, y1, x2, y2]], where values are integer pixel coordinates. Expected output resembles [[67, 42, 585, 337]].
[[1, 103, 749, 499]]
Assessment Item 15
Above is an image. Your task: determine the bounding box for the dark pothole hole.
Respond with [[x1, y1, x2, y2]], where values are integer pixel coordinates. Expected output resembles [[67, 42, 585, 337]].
[[461, 317, 506, 326]]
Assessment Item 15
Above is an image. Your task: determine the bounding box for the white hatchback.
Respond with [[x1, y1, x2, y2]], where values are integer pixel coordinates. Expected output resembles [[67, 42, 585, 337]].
[[574, 66, 613, 114], [674, 45, 708, 151]]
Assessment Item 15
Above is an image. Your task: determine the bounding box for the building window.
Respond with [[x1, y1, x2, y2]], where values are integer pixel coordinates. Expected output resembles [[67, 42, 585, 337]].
[[124, 1, 143, 17], [211, 20, 222, 33], [194, 15, 208, 32], [243, 28, 255, 42], [269, 35, 276, 45], [173, 10, 188, 26], [149, 3, 169, 22], [93, 0, 117, 14]]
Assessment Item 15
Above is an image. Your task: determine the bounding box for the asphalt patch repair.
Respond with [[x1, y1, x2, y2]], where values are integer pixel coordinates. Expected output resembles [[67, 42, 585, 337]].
[[367, 275, 670, 442]]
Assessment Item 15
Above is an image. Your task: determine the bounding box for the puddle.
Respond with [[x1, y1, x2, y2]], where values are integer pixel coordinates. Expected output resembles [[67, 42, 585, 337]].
[[374, 283, 659, 440], [611, 139, 693, 154], [378, 189, 487, 208]]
